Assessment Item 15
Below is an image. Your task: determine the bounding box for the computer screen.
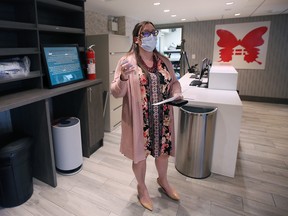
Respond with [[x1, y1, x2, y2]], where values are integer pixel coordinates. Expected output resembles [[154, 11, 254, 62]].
[[42, 44, 85, 88], [189, 58, 212, 87], [206, 58, 212, 78], [199, 58, 208, 80]]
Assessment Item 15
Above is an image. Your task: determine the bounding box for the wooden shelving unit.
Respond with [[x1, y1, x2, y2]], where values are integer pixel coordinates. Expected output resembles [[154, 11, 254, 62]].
[[0, 0, 104, 187]]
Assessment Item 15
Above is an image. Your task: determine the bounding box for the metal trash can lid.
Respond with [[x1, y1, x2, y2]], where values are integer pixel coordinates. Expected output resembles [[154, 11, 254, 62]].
[[52, 117, 80, 128], [180, 105, 217, 115]]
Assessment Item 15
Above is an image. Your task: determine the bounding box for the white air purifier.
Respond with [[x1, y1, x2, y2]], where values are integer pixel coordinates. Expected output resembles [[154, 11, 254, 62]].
[[52, 117, 83, 175]]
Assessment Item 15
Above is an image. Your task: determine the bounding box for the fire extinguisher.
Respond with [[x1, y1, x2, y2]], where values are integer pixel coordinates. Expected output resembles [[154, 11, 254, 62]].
[[86, 44, 96, 80]]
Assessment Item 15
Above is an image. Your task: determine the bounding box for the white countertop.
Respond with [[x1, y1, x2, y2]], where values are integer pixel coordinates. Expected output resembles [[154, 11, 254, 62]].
[[210, 64, 238, 74], [180, 73, 242, 106]]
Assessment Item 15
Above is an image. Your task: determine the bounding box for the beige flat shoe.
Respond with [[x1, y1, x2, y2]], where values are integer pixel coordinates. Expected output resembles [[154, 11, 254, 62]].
[[137, 185, 153, 211], [137, 195, 153, 211], [157, 178, 180, 201]]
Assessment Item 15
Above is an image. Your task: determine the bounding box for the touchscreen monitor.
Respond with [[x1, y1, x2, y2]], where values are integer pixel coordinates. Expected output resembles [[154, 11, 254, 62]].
[[42, 44, 85, 88]]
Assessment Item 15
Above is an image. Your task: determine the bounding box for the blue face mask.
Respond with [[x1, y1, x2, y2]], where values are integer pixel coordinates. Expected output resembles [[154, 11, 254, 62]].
[[141, 35, 157, 52]]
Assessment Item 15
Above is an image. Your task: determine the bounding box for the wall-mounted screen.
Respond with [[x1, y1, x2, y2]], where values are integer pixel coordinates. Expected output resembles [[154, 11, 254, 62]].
[[42, 44, 85, 88]]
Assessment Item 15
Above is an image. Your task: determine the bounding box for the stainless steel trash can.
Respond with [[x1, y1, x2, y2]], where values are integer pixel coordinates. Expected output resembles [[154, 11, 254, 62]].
[[175, 105, 217, 179]]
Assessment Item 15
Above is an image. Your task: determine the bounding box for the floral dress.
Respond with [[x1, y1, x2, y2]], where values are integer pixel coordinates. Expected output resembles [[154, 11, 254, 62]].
[[139, 55, 172, 158]]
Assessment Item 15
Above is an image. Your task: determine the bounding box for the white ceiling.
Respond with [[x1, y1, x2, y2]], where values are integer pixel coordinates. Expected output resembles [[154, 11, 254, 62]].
[[85, 0, 288, 24]]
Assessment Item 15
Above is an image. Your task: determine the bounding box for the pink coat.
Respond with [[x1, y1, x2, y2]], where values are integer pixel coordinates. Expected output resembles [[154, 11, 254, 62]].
[[110, 52, 182, 163]]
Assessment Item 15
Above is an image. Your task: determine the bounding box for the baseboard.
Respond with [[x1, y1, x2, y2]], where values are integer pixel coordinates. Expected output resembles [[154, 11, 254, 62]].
[[239, 95, 288, 105]]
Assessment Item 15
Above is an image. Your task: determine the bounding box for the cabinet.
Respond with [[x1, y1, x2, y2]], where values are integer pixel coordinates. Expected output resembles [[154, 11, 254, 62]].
[[81, 85, 104, 156], [86, 34, 130, 131], [0, 1, 104, 187]]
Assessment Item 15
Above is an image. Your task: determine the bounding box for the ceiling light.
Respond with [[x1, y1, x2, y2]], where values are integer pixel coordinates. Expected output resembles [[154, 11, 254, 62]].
[[171, 15, 177, 17], [234, 13, 241, 16], [226, 2, 234, 5], [164, 9, 170, 13], [181, 18, 186, 21], [153, 2, 160, 6]]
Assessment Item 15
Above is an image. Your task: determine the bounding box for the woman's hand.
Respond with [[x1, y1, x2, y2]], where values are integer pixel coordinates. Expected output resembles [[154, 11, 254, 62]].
[[120, 59, 135, 81]]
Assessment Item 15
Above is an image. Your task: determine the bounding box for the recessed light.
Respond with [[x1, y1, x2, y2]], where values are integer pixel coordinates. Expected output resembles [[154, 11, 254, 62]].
[[164, 9, 170, 13], [181, 18, 186, 21], [226, 2, 234, 5], [153, 2, 160, 6], [234, 13, 241, 16], [171, 14, 177, 17]]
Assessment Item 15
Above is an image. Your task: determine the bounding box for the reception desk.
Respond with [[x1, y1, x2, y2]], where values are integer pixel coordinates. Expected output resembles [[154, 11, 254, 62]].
[[208, 64, 238, 91], [174, 71, 242, 177]]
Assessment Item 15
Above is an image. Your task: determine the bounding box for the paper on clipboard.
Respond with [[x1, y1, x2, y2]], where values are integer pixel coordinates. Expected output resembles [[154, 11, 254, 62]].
[[152, 95, 180, 106]]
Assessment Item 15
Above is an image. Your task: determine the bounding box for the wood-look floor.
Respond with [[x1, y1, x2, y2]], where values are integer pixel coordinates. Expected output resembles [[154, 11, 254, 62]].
[[1, 101, 288, 216]]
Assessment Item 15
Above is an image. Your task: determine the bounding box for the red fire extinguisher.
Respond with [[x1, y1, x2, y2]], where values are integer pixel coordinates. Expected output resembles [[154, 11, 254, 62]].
[[86, 44, 96, 80]]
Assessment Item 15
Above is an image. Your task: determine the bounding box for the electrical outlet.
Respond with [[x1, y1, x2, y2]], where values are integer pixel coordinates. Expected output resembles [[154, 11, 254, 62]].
[[192, 54, 196, 59]]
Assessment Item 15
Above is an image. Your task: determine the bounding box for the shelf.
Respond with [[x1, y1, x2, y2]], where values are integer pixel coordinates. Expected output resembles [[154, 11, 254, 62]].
[[38, 24, 85, 34], [0, 0, 86, 94], [0, 48, 39, 56], [0, 0, 86, 103], [0, 20, 37, 30], [0, 79, 102, 112], [37, 0, 84, 12], [0, 71, 42, 84]]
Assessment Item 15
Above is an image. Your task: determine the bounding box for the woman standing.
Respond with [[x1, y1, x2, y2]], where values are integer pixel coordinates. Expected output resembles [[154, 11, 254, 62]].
[[111, 21, 182, 211]]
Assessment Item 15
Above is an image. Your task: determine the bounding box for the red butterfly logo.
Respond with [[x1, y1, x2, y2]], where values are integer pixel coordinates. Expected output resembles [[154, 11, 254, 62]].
[[216, 26, 268, 64]]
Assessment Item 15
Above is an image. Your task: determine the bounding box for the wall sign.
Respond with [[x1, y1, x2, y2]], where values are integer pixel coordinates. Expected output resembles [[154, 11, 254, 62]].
[[213, 21, 270, 69]]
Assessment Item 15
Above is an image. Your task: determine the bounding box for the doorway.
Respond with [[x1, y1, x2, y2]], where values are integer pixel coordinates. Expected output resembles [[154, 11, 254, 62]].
[[157, 27, 182, 78]]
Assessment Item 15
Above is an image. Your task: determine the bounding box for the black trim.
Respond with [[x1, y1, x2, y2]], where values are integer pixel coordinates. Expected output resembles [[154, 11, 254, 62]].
[[240, 95, 288, 105], [56, 164, 82, 175]]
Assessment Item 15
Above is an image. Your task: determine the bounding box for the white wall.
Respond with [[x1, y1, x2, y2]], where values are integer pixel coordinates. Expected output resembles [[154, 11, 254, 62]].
[[158, 28, 182, 53]]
